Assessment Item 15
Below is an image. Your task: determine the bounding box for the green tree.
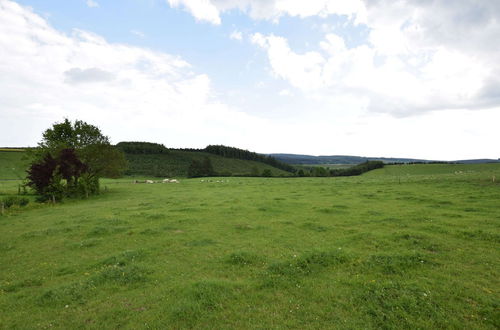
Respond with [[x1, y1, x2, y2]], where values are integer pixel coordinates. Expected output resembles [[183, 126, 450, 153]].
[[27, 119, 127, 200]]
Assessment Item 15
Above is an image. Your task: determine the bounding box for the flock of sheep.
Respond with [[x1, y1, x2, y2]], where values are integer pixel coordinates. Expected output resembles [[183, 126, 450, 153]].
[[134, 179, 180, 184]]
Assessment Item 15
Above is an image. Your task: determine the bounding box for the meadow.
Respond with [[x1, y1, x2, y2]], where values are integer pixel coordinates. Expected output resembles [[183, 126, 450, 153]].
[[0, 163, 499, 329]]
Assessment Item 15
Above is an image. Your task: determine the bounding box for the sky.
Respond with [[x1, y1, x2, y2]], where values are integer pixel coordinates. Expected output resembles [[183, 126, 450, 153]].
[[0, 0, 499, 160]]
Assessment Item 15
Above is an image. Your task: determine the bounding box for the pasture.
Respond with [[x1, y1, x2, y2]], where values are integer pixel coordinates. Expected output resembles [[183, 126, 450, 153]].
[[0, 164, 499, 329]]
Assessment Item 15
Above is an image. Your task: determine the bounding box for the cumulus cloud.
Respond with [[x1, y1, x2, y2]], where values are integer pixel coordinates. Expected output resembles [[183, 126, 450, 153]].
[[248, 0, 500, 116], [167, 0, 221, 24], [166, 0, 366, 24], [168, 0, 500, 116], [0, 0, 267, 147]]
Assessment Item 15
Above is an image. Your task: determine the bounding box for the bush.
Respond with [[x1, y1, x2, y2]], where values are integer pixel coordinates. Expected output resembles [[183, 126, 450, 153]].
[[1, 196, 29, 208], [2, 196, 17, 208]]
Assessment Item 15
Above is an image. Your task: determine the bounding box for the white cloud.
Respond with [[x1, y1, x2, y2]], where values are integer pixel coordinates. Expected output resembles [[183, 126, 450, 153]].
[[169, 0, 500, 117], [166, 0, 366, 24], [250, 0, 500, 117], [251, 33, 325, 91], [0, 0, 270, 148], [86, 0, 99, 8], [229, 30, 242, 41], [167, 0, 221, 24], [131, 29, 145, 38]]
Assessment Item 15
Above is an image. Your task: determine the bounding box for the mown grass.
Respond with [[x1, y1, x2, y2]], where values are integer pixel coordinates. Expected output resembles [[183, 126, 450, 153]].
[[0, 164, 499, 328]]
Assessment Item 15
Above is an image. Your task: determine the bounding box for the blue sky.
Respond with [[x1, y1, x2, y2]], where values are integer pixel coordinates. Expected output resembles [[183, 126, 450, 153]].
[[1, 0, 499, 159]]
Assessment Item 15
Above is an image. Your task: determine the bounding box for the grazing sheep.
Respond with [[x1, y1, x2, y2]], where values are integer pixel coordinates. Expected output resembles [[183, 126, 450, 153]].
[[146, 180, 154, 184]]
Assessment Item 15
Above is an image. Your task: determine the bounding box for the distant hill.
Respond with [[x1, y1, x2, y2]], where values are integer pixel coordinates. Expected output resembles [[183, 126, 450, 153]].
[[117, 143, 293, 177], [122, 150, 291, 177], [270, 153, 500, 165]]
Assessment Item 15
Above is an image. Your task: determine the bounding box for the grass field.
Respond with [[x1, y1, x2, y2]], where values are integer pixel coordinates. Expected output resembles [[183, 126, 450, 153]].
[[0, 164, 499, 328], [0, 150, 29, 180]]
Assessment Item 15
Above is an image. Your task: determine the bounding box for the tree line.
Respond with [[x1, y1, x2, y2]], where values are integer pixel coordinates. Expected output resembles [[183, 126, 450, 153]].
[[203, 145, 296, 173], [297, 161, 384, 177], [116, 141, 168, 154]]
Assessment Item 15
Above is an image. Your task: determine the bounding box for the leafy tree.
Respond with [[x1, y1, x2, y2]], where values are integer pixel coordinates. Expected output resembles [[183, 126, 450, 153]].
[[26, 119, 126, 200], [39, 119, 109, 150]]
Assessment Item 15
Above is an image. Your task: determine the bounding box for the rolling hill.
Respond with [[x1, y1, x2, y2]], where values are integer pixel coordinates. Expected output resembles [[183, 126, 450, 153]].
[[122, 149, 292, 177], [270, 153, 500, 165]]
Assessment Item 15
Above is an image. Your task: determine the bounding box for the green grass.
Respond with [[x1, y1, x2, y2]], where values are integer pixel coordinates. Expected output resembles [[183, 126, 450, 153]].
[[0, 150, 29, 180], [0, 164, 499, 328]]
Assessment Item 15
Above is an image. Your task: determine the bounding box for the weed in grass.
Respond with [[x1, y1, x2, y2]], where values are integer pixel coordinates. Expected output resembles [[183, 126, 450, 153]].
[[91, 265, 149, 285], [395, 234, 442, 253], [363, 253, 433, 275], [21, 226, 77, 239], [457, 230, 500, 243], [69, 238, 102, 249], [185, 239, 216, 247], [225, 251, 262, 266], [38, 282, 89, 307], [1, 278, 43, 293], [56, 267, 76, 276], [0, 242, 15, 251], [106, 218, 129, 226], [267, 250, 350, 277], [145, 213, 166, 220], [316, 208, 334, 214], [86, 225, 129, 237], [234, 223, 263, 231], [100, 250, 146, 267], [463, 207, 481, 213], [301, 222, 329, 232], [261, 250, 350, 288], [170, 280, 236, 325], [440, 213, 464, 218], [355, 281, 443, 328], [420, 224, 449, 234], [87, 226, 110, 237], [139, 228, 161, 235]]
